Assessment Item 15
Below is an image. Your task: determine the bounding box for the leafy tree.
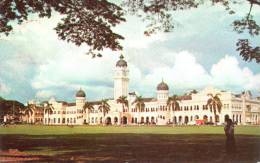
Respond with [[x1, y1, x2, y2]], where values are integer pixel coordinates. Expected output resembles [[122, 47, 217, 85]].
[[0, 0, 259, 62], [83, 101, 94, 123], [133, 95, 145, 123], [206, 93, 222, 123], [0, 100, 25, 122], [116, 96, 128, 112], [0, 96, 5, 101], [0, 0, 125, 57], [98, 99, 110, 124]]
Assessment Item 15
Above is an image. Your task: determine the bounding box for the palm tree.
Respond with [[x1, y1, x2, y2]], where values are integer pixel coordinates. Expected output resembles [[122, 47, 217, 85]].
[[44, 102, 54, 125], [206, 93, 222, 124], [133, 96, 145, 124], [167, 95, 180, 111], [98, 99, 110, 125], [25, 104, 34, 124], [83, 102, 94, 124], [117, 96, 128, 112], [167, 95, 180, 124]]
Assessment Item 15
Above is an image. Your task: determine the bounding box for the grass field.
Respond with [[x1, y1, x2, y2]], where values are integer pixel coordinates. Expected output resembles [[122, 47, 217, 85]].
[[0, 125, 260, 162]]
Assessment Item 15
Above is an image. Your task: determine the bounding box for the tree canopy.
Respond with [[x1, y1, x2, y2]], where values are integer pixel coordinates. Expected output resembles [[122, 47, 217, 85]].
[[0, 0, 259, 62], [0, 100, 25, 118]]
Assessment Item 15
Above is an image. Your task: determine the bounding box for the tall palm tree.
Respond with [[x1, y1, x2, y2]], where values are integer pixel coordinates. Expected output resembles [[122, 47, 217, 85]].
[[206, 93, 222, 123], [25, 104, 34, 124], [167, 95, 180, 111], [167, 95, 180, 124], [117, 96, 128, 112], [133, 96, 145, 124], [44, 102, 54, 125], [83, 102, 94, 124], [98, 99, 110, 125]]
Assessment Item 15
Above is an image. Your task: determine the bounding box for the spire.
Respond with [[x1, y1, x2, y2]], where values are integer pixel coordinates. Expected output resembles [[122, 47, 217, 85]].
[[116, 54, 127, 67], [120, 54, 124, 60]]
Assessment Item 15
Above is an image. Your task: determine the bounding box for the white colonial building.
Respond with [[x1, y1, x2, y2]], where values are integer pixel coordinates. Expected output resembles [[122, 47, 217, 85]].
[[42, 55, 260, 126]]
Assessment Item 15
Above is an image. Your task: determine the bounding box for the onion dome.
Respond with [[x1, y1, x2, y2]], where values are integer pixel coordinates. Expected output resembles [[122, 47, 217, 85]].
[[76, 89, 86, 97], [116, 54, 127, 67], [157, 80, 169, 91]]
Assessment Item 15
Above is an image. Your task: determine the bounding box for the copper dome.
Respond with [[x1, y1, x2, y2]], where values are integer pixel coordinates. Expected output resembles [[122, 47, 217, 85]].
[[157, 81, 169, 91], [116, 54, 127, 67], [76, 89, 86, 97]]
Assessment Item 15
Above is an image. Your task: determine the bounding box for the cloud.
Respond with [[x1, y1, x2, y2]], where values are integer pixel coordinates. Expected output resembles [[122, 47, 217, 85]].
[[0, 81, 11, 95], [138, 51, 211, 95], [132, 52, 260, 96], [210, 55, 260, 90], [36, 90, 55, 99], [31, 48, 123, 100]]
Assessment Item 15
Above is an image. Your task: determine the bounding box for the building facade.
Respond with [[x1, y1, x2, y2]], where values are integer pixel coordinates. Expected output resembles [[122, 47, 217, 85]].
[[24, 101, 44, 124], [42, 55, 260, 125]]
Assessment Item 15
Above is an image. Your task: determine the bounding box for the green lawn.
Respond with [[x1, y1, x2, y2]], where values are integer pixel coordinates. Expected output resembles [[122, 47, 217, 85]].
[[0, 125, 260, 162], [1, 125, 260, 135]]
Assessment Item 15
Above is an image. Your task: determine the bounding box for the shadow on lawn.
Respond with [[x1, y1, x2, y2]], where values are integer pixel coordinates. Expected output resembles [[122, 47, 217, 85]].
[[1, 134, 260, 162]]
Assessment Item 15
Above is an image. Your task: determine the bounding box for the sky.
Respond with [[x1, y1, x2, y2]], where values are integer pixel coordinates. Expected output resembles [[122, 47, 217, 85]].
[[0, 1, 259, 103]]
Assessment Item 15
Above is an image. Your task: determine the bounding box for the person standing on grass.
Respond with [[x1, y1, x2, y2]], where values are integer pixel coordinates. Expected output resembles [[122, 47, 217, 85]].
[[224, 118, 236, 154]]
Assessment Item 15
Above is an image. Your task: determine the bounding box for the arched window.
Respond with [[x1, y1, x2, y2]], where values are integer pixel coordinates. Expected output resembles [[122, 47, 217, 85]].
[[215, 115, 219, 122]]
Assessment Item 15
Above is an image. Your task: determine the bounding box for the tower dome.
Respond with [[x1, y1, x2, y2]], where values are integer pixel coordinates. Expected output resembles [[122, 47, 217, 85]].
[[76, 89, 86, 97], [157, 80, 169, 91], [116, 54, 127, 67]]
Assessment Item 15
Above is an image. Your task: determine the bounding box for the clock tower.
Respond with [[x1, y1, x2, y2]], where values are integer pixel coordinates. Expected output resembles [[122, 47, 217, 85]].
[[114, 54, 129, 100]]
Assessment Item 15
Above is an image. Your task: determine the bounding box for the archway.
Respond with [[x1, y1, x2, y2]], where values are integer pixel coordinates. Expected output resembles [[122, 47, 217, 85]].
[[134, 117, 137, 124], [178, 116, 182, 124], [106, 117, 112, 125], [173, 116, 177, 124], [184, 116, 189, 124], [151, 117, 155, 124], [146, 116, 149, 124], [122, 116, 127, 125], [114, 117, 118, 124], [215, 115, 219, 123], [195, 115, 199, 120], [141, 117, 144, 124], [203, 115, 208, 123]]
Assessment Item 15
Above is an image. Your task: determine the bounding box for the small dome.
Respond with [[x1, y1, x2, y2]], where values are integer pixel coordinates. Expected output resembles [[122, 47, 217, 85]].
[[76, 89, 86, 97], [116, 54, 127, 67], [157, 80, 169, 91]]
